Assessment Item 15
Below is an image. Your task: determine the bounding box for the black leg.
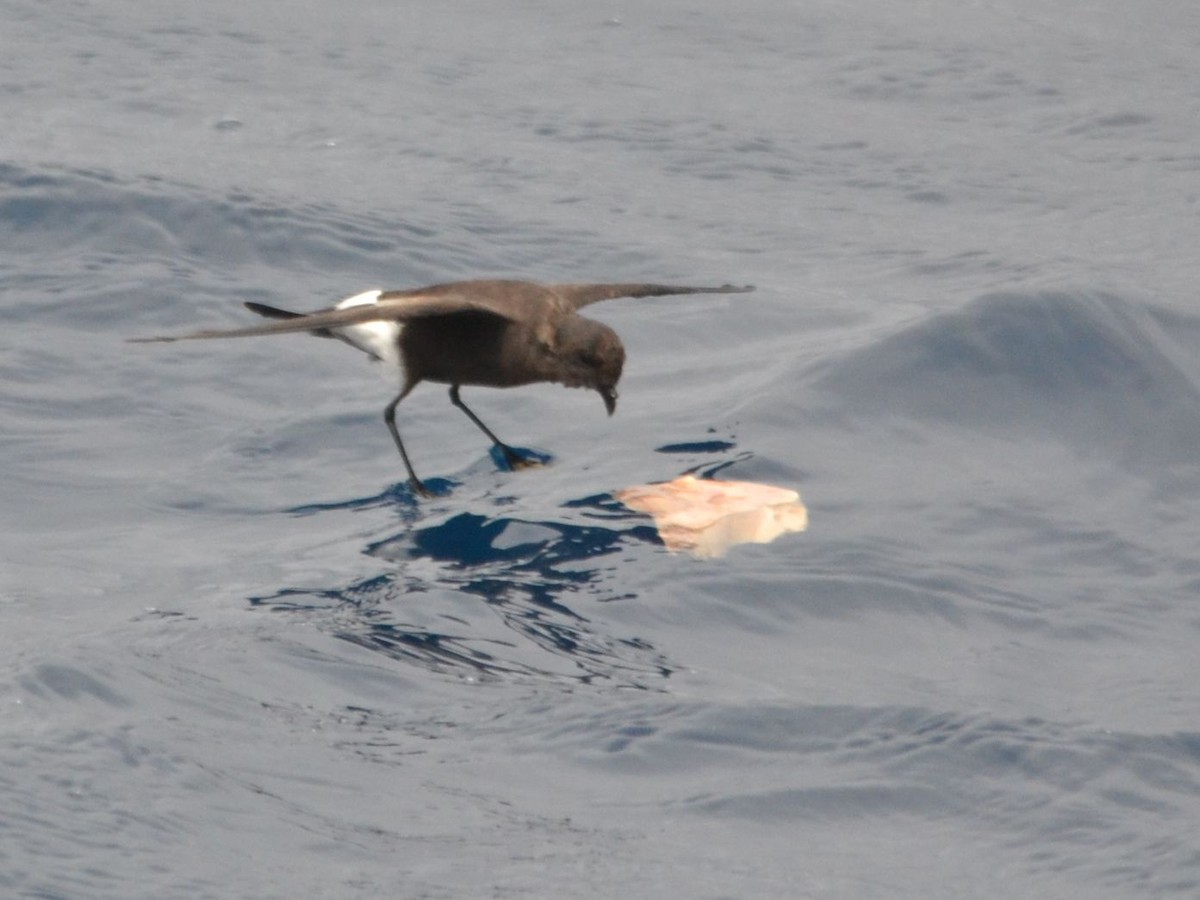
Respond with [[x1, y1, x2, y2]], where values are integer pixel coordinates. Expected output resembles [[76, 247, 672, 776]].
[[383, 384, 431, 497], [448, 385, 530, 470]]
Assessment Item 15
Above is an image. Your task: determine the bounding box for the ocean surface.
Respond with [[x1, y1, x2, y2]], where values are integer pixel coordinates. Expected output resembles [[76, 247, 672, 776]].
[[3, 1, 1200, 897]]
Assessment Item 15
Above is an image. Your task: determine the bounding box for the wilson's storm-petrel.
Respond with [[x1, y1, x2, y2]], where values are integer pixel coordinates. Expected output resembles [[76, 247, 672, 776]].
[[132, 278, 754, 495]]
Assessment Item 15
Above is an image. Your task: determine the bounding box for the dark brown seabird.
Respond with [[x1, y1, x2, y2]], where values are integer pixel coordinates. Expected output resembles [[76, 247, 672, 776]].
[[131, 278, 754, 496]]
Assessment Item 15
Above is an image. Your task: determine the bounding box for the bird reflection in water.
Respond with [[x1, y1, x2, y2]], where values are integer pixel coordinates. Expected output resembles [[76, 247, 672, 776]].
[[250, 475, 672, 688]]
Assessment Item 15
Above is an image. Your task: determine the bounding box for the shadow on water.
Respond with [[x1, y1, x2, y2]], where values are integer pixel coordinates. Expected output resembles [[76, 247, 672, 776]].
[[249, 449, 744, 689]]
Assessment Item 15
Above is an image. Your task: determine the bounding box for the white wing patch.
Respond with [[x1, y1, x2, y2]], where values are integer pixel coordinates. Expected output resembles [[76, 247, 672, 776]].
[[331, 289, 402, 369]]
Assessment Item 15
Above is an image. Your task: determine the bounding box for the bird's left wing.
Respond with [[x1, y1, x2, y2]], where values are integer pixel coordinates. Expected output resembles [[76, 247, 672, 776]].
[[128, 289, 518, 344]]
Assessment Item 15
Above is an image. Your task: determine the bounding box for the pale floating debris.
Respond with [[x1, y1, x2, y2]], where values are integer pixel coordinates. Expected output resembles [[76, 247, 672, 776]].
[[616, 474, 807, 558]]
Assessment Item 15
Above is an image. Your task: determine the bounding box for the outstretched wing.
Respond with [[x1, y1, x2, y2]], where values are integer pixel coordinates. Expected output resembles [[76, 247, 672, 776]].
[[551, 282, 755, 311], [128, 279, 756, 343], [128, 286, 520, 344]]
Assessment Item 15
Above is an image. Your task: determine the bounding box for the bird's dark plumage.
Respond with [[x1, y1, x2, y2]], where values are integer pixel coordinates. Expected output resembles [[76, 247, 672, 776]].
[[131, 278, 754, 495]]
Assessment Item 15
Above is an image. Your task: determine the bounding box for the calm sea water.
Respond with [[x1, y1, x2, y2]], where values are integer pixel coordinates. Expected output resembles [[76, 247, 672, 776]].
[[3, 1, 1200, 897]]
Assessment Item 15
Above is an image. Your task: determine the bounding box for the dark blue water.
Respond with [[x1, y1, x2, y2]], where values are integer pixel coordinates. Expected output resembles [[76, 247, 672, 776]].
[[3, 2, 1200, 898]]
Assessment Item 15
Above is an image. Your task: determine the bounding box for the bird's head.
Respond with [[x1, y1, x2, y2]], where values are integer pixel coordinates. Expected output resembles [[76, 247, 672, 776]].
[[555, 317, 625, 415]]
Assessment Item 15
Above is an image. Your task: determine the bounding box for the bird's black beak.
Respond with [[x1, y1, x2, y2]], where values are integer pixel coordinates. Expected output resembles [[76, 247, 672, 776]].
[[601, 387, 618, 416]]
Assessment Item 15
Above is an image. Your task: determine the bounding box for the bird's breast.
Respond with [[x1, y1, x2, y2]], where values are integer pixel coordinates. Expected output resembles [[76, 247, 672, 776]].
[[401, 316, 551, 388]]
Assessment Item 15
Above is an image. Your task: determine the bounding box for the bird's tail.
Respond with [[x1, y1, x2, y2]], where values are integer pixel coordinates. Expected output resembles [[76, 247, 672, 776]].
[[244, 301, 303, 320], [244, 294, 400, 364], [242, 300, 346, 341]]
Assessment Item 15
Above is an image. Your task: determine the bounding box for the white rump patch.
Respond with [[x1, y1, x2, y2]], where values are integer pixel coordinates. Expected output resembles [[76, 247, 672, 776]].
[[331, 289, 402, 369]]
